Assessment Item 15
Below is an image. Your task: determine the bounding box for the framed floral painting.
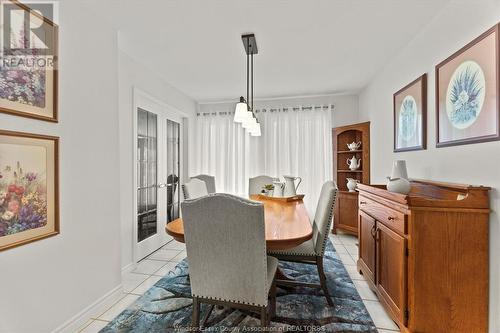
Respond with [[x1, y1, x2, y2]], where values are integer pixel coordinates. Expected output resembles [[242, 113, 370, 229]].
[[436, 24, 500, 147], [0, 0, 58, 122], [393, 74, 427, 152], [0, 130, 59, 251]]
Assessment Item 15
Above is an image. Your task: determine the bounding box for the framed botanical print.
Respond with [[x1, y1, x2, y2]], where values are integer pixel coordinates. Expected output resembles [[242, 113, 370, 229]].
[[0, 130, 59, 251], [436, 24, 500, 147], [393, 74, 427, 152], [0, 0, 58, 122]]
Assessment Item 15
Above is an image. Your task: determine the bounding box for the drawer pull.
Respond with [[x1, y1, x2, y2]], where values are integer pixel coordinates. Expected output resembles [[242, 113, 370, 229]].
[[388, 216, 396, 221], [360, 201, 367, 205]]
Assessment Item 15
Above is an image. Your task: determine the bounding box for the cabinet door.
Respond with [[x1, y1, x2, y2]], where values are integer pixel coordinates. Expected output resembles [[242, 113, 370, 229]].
[[376, 222, 407, 325], [336, 192, 359, 233], [358, 211, 376, 284]]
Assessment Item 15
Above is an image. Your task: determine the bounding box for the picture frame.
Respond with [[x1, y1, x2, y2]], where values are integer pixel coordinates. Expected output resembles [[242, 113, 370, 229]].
[[436, 24, 500, 147], [0, 130, 59, 251], [0, 0, 59, 122], [393, 74, 427, 152]]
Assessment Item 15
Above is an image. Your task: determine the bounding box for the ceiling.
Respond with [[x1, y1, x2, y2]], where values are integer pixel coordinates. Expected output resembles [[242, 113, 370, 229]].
[[85, 0, 451, 102]]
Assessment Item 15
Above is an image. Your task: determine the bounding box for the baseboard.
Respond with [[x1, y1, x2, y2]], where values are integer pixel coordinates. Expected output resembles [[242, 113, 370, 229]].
[[121, 261, 137, 275], [52, 284, 123, 333]]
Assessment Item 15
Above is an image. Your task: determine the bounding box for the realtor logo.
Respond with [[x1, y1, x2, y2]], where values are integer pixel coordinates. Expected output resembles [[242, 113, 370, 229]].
[[1, 0, 57, 69]]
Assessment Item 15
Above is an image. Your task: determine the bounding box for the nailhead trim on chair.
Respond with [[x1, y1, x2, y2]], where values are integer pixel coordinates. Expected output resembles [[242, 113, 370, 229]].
[[185, 193, 269, 306], [318, 186, 338, 257], [267, 248, 316, 256], [183, 192, 263, 206], [192, 292, 268, 307], [268, 183, 338, 257]]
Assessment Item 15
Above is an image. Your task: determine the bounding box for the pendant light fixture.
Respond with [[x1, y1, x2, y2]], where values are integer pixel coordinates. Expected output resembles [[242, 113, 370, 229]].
[[234, 34, 261, 136]]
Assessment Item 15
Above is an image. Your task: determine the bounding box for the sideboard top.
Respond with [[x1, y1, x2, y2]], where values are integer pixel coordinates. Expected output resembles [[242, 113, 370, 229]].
[[357, 179, 490, 209]]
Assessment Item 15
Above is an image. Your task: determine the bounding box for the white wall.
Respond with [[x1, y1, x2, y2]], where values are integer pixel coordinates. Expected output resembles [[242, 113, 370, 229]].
[[358, 1, 500, 331], [118, 49, 197, 270], [0, 1, 121, 332]]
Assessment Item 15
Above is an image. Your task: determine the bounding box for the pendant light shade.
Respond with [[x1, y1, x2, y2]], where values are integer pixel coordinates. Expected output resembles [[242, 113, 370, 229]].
[[249, 122, 261, 137], [234, 96, 248, 123], [242, 114, 257, 129]]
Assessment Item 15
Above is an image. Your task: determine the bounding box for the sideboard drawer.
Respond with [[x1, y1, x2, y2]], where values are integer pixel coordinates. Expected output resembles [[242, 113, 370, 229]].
[[359, 195, 407, 234]]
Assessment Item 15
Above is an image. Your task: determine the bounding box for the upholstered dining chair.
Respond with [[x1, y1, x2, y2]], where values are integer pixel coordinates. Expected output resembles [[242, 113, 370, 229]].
[[268, 180, 338, 306], [181, 194, 278, 331], [182, 178, 208, 200], [249, 175, 276, 195], [191, 174, 216, 194]]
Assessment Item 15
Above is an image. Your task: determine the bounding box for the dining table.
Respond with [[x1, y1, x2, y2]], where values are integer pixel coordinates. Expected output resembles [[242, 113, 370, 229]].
[[165, 194, 312, 251]]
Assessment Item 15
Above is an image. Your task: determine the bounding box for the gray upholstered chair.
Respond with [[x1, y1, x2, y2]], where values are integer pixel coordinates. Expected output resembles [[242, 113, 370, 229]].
[[182, 178, 208, 200], [182, 194, 278, 330], [268, 180, 338, 306], [249, 175, 276, 195], [191, 174, 216, 194]]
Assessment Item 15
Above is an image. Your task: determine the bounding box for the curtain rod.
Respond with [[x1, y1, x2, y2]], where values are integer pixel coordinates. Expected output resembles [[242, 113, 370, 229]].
[[197, 104, 334, 116]]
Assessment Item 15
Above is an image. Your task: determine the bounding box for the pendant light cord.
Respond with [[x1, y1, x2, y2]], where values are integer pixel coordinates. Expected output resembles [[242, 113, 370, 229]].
[[251, 52, 254, 112], [246, 38, 250, 109]]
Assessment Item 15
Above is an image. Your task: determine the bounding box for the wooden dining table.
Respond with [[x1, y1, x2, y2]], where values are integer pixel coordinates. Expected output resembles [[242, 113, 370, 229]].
[[165, 194, 312, 251]]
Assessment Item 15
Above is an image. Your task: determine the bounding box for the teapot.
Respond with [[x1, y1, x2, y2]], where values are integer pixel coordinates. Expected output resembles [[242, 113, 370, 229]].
[[347, 156, 361, 170], [283, 175, 302, 196], [346, 178, 358, 192], [272, 181, 285, 197], [347, 141, 362, 151]]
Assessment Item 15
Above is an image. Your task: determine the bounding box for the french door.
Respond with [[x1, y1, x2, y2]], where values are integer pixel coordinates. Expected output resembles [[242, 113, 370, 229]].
[[135, 93, 182, 261]]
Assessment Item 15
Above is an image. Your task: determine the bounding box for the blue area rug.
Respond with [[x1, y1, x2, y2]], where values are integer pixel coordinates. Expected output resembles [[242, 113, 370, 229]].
[[102, 240, 377, 332]]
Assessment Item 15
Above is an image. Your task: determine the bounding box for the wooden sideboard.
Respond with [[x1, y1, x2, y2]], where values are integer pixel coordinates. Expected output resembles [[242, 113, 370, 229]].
[[357, 180, 490, 333]]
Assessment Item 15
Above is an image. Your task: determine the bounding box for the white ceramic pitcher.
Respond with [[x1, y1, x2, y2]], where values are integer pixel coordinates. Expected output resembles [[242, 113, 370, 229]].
[[283, 175, 302, 196], [272, 181, 285, 197]]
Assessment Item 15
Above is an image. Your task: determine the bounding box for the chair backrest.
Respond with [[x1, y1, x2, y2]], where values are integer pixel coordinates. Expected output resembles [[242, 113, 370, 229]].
[[248, 175, 275, 195], [312, 181, 338, 256], [191, 174, 216, 194], [182, 194, 269, 306], [182, 178, 208, 200]]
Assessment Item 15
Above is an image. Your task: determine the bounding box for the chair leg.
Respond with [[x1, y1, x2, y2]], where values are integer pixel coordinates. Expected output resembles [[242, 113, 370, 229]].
[[192, 297, 200, 332], [317, 257, 334, 306], [270, 277, 277, 319], [260, 306, 268, 331]]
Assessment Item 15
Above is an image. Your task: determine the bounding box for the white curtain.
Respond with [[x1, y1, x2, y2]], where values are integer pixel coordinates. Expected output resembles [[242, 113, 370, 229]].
[[191, 106, 333, 214]]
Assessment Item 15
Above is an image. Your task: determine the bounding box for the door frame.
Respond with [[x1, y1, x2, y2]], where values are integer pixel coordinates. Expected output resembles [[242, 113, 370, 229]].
[[132, 87, 188, 263]]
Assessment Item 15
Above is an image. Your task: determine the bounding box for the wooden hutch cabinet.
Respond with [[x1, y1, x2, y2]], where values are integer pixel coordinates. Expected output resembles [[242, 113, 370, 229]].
[[357, 180, 490, 333], [332, 121, 370, 235]]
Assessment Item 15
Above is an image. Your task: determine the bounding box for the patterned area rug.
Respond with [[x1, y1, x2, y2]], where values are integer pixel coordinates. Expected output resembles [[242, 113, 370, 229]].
[[102, 240, 377, 332]]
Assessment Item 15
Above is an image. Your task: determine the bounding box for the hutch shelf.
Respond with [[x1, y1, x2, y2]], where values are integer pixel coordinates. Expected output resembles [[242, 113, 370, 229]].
[[332, 121, 370, 235]]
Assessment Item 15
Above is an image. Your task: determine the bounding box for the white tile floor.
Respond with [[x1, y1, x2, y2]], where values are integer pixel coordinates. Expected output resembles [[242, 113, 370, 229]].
[[78, 238, 187, 333], [328, 232, 401, 332], [78, 233, 400, 332]]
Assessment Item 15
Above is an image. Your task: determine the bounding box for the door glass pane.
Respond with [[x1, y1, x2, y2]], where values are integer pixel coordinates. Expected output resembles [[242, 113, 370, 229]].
[[137, 108, 158, 242], [166, 119, 180, 222]]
